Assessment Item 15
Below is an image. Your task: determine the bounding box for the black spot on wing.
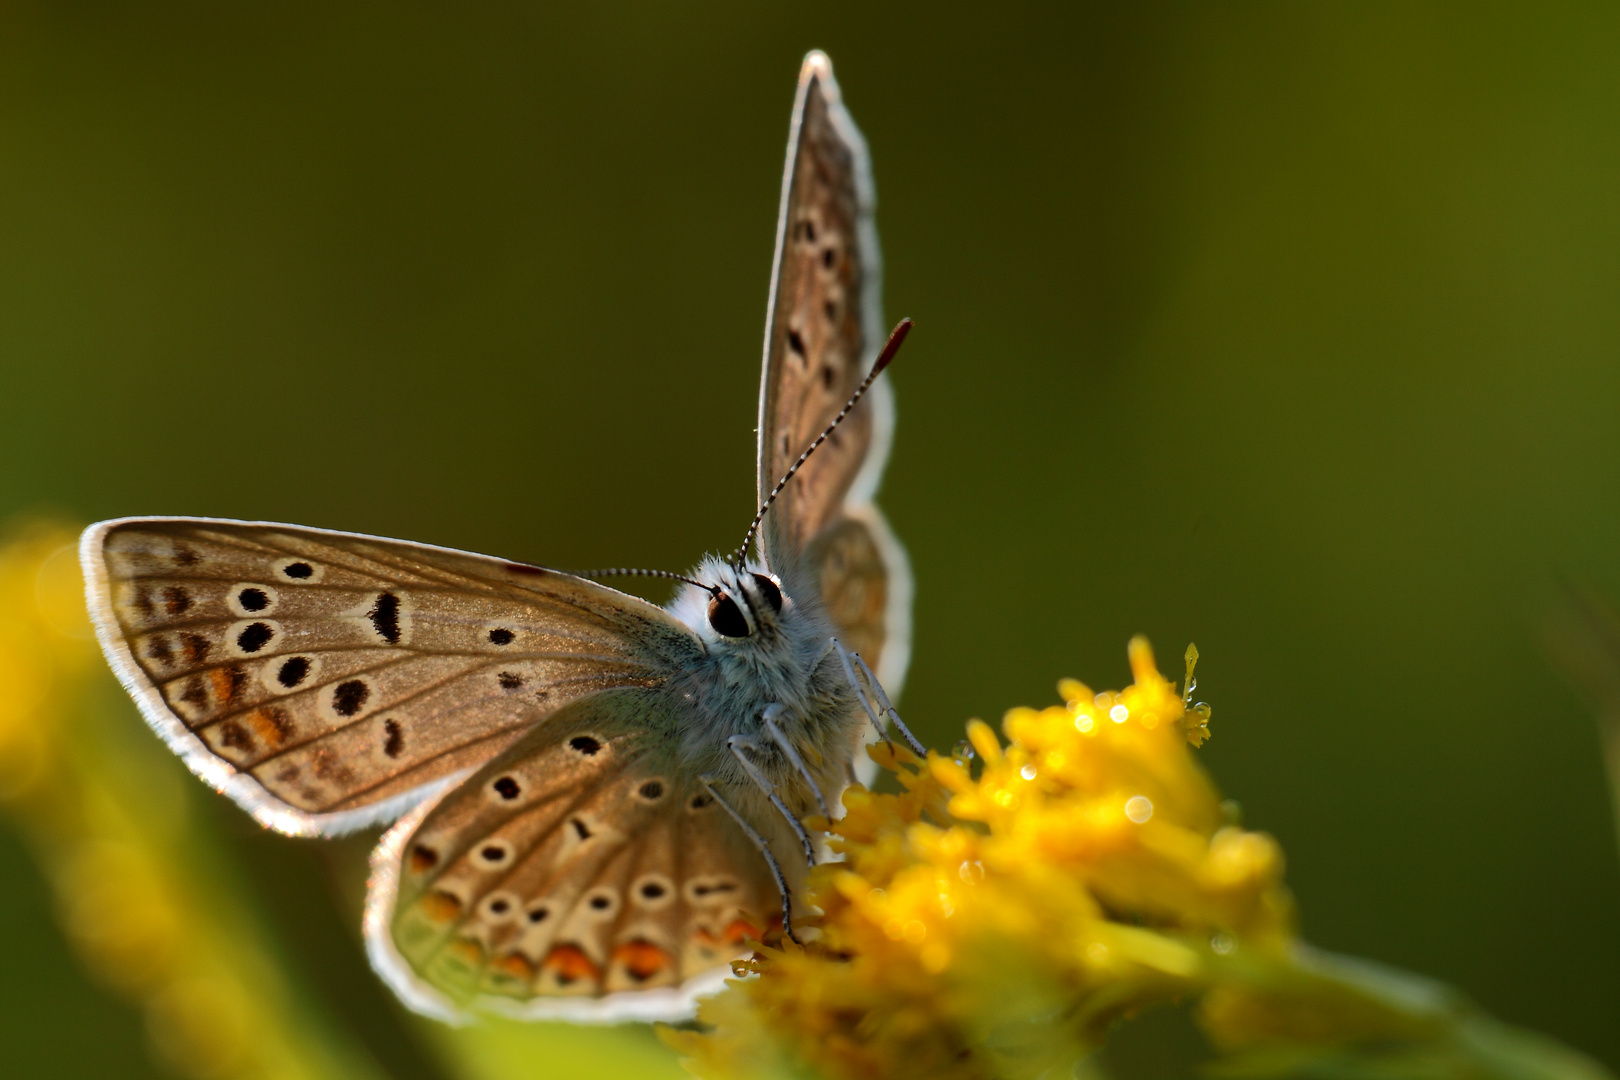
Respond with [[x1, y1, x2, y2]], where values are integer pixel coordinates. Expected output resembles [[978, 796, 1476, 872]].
[[332, 679, 369, 717], [162, 586, 191, 615], [367, 592, 402, 644], [281, 561, 313, 580], [276, 656, 310, 688], [237, 587, 269, 612], [383, 718, 404, 758], [488, 628, 514, 646], [693, 881, 735, 896], [236, 623, 273, 653], [179, 676, 208, 710], [145, 637, 174, 667]]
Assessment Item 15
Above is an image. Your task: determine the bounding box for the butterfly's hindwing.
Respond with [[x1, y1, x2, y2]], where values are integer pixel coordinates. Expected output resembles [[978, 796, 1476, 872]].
[[806, 506, 907, 687], [82, 518, 703, 835], [368, 689, 782, 1020]]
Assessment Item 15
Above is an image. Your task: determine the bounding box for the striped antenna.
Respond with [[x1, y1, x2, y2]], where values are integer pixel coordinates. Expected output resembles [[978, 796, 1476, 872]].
[[732, 318, 912, 568], [572, 567, 716, 594]]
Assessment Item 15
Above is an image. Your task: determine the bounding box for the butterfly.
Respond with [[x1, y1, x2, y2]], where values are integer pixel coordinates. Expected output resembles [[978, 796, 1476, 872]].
[[78, 51, 923, 1024]]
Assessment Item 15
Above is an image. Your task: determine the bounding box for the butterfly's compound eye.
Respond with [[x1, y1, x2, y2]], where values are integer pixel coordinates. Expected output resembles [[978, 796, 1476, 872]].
[[751, 573, 784, 614], [707, 592, 750, 638]]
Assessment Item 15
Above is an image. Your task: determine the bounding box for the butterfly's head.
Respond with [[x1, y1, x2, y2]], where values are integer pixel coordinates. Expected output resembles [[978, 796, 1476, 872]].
[[674, 556, 791, 646]]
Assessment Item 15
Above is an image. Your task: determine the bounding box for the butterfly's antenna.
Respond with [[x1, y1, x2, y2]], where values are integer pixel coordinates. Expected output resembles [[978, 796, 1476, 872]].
[[732, 318, 912, 567], [573, 567, 716, 594]]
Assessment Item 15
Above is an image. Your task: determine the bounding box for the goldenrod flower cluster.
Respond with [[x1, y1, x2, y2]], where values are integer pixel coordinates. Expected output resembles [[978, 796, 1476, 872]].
[[1, 521, 1609, 1080], [663, 641, 1611, 1080]]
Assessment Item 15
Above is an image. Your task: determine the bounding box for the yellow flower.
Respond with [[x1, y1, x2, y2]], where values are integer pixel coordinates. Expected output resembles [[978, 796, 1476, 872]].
[[662, 640, 1611, 1080]]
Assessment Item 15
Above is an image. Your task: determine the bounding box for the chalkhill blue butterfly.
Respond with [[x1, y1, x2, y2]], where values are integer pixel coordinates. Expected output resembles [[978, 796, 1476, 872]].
[[80, 50, 921, 1023]]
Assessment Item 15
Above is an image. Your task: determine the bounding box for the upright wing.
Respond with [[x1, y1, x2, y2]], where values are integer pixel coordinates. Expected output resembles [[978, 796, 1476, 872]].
[[756, 50, 891, 559], [756, 52, 912, 696], [366, 689, 790, 1022], [80, 517, 703, 837]]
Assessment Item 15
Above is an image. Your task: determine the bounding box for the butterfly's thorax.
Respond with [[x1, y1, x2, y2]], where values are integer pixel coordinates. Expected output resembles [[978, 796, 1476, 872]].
[[664, 557, 863, 820]]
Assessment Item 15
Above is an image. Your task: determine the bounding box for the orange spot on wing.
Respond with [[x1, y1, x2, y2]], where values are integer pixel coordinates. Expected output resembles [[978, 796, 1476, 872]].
[[494, 952, 536, 981], [612, 939, 673, 982], [722, 917, 764, 946], [420, 892, 462, 922], [246, 706, 293, 747], [542, 944, 600, 987], [449, 938, 484, 964], [209, 667, 245, 706]]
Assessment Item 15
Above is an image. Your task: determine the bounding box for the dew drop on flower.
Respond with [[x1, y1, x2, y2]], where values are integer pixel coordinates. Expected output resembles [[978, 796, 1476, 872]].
[[1109, 703, 1130, 723], [1210, 932, 1236, 956], [951, 740, 975, 763], [730, 960, 755, 978], [1075, 714, 1094, 733], [958, 860, 985, 884], [1019, 763, 1037, 781], [1124, 795, 1154, 823], [903, 920, 927, 944]]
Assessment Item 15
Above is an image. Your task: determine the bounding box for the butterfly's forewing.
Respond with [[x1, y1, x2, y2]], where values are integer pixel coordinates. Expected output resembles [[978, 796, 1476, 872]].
[[366, 688, 788, 1022], [81, 518, 702, 837], [757, 52, 890, 558], [758, 52, 912, 698]]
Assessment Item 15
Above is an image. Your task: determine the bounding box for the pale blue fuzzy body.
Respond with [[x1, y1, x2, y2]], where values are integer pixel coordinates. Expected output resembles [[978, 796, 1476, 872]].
[[662, 554, 865, 825]]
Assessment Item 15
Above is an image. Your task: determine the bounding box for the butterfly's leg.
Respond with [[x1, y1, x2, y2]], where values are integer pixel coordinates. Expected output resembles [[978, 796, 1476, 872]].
[[700, 773, 798, 945], [850, 653, 928, 757], [727, 734, 818, 868], [829, 637, 893, 749], [760, 703, 831, 823]]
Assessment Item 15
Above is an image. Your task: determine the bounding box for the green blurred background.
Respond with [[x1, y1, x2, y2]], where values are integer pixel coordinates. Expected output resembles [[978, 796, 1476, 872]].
[[3, 2, 1620, 1077]]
